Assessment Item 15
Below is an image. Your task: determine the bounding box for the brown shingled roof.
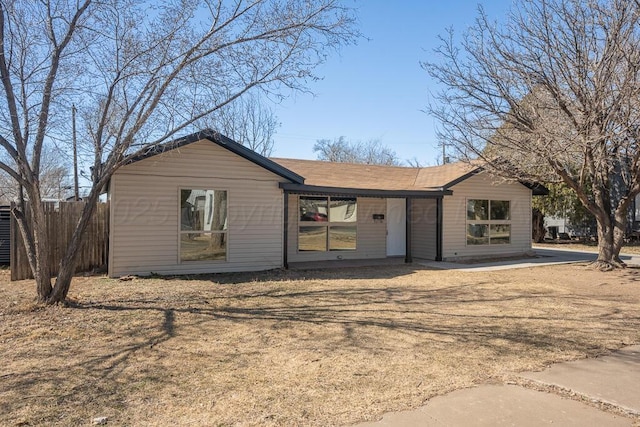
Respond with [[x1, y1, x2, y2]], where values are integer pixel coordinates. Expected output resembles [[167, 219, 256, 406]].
[[270, 158, 481, 191]]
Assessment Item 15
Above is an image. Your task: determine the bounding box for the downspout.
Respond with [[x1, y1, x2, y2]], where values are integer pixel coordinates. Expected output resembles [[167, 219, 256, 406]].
[[283, 190, 289, 269], [436, 196, 443, 261]]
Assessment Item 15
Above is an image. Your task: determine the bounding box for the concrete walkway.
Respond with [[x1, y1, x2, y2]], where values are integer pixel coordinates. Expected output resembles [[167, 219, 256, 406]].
[[355, 249, 640, 426], [354, 346, 640, 426], [416, 246, 640, 272], [288, 247, 640, 273]]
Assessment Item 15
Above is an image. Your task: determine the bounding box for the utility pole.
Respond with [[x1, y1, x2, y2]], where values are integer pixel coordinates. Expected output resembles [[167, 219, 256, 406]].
[[439, 138, 449, 164], [72, 104, 79, 201]]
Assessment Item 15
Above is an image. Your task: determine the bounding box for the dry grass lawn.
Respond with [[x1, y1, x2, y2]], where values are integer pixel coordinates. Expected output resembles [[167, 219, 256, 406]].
[[1, 263, 640, 426]]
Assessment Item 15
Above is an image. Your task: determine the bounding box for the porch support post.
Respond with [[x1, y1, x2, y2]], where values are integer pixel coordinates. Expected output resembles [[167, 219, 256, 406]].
[[283, 191, 289, 269], [405, 198, 412, 263], [436, 197, 443, 261]]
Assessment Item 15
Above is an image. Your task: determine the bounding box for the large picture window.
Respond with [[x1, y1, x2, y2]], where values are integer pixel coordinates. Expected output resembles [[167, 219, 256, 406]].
[[299, 196, 357, 251], [180, 189, 228, 261], [466, 199, 510, 245]]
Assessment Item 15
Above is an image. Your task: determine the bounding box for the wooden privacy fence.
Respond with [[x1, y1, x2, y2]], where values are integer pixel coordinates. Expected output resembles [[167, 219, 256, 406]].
[[10, 201, 109, 281]]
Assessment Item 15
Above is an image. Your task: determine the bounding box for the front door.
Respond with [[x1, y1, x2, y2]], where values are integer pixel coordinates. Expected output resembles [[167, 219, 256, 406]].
[[386, 198, 406, 256]]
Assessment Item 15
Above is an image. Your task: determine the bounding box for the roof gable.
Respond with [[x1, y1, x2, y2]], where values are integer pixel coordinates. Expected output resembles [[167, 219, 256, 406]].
[[126, 129, 304, 184], [414, 162, 482, 189], [440, 164, 548, 195]]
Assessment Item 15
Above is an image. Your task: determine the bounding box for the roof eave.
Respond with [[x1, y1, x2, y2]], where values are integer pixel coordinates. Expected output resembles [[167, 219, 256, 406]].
[[279, 183, 451, 198], [441, 166, 484, 189], [521, 182, 550, 196], [211, 132, 304, 184]]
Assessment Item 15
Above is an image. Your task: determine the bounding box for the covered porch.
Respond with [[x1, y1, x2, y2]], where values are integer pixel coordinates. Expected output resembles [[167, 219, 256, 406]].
[[280, 184, 449, 269]]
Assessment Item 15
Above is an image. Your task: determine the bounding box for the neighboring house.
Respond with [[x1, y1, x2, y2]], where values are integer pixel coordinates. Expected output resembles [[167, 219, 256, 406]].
[[543, 215, 575, 240], [107, 130, 546, 277], [544, 215, 596, 240]]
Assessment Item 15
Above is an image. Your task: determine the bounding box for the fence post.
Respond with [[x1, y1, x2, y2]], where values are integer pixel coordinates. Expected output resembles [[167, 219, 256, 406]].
[[10, 202, 17, 281]]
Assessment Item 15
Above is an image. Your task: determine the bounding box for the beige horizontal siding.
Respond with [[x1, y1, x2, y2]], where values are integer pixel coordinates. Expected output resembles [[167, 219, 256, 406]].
[[442, 172, 532, 260], [411, 198, 438, 260], [109, 139, 285, 276], [287, 195, 386, 262], [117, 140, 282, 180]]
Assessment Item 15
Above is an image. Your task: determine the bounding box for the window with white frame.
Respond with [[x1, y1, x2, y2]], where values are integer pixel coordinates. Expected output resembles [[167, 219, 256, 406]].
[[180, 189, 228, 261], [466, 199, 510, 245], [298, 196, 357, 251]]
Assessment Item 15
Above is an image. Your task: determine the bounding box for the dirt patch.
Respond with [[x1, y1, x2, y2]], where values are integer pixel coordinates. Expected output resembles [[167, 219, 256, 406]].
[[1, 264, 639, 426]]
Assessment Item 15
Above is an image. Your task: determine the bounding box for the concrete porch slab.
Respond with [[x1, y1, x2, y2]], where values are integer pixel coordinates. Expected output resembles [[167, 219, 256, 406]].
[[288, 257, 406, 270]]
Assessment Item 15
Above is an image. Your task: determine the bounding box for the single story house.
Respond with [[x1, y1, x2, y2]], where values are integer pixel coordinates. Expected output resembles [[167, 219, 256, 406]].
[[107, 130, 546, 277]]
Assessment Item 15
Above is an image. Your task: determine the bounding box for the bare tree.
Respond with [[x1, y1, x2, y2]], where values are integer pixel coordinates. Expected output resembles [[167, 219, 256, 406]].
[[205, 94, 279, 156], [313, 136, 401, 165], [0, 144, 72, 202], [0, 0, 358, 303], [406, 157, 423, 167], [424, 0, 640, 269]]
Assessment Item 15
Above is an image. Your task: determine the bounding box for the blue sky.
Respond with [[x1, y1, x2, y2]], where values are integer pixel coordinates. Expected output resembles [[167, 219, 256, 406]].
[[269, 0, 513, 165]]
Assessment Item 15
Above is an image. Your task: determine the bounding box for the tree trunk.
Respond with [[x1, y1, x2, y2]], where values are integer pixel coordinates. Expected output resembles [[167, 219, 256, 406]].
[[612, 208, 628, 267], [532, 208, 546, 243], [17, 190, 54, 302], [47, 191, 101, 304], [594, 213, 626, 270], [13, 191, 97, 304]]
